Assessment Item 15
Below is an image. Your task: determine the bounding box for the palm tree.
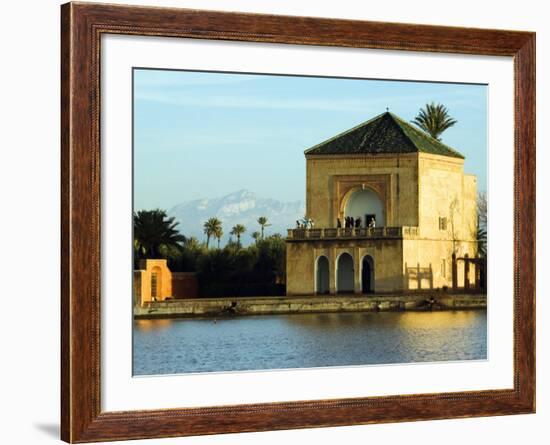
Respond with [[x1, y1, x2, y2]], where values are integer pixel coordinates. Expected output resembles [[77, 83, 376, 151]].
[[412, 102, 457, 140], [477, 226, 487, 258], [184, 236, 201, 251], [251, 231, 261, 244], [215, 227, 224, 249], [203, 217, 222, 249], [133, 209, 185, 258], [230, 224, 246, 247], [257, 216, 271, 239]]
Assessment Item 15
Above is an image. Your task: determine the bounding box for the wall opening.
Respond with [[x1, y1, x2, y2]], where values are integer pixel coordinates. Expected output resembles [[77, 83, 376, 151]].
[[316, 256, 330, 295], [150, 265, 163, 301], [361, 255, 375, 293], [151, 272, 158, 299], [336, 253, 354, 294], [344, 188, 385, 227]]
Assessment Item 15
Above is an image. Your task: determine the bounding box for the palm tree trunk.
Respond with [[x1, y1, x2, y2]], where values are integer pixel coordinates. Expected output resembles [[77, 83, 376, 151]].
[[206, 235, 210, 249]]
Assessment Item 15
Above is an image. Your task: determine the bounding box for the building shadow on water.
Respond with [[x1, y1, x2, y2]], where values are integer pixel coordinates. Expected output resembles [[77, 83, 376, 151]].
[[281, 312, 388, 331]]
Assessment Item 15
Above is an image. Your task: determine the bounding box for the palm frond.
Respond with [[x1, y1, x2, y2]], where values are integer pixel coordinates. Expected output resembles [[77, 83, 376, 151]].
[[412, 102, 457, 140]]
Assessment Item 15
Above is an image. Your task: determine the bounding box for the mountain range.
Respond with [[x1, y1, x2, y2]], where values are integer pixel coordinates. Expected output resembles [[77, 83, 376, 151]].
[[168, 189, 305, 246]]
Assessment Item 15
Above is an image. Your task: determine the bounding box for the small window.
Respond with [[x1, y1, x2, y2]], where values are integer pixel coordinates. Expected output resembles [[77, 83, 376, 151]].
[[439, 217, 448, 230], [441, 259, 446, 278]]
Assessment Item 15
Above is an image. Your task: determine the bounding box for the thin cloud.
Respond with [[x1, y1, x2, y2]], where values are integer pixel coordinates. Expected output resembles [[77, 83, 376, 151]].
[[134, 71, 257, 88], [135, 88, 484, 113], [135, 91, 383, 113]]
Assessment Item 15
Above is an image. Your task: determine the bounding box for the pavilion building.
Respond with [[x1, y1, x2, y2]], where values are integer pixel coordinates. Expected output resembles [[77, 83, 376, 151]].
[[285, 111, 481, 295]]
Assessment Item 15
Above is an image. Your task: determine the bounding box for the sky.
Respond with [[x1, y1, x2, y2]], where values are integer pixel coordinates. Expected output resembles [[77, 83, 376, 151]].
[[133, 68, 487, 210]]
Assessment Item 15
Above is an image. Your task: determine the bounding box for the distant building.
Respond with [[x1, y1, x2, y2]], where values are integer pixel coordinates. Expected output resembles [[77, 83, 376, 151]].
[[286, 111, 481, 295], [134, 259, 198, 306]]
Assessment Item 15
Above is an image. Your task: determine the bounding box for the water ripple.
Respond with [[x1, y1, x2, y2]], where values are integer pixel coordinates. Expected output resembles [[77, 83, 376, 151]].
[[133, 310, 487, 375]]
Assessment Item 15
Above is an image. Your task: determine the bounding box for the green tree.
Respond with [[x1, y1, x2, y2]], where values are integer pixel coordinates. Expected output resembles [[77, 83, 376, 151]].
[[203, 217, 222, 249], [184, 236, 202, 251], [412, 102, 457, 140], [230, 224, 246, 247], [133, 209, 185, 259], [477, 192, 487, 257], [257, 216, 271, 239], [251, 231, 261, 244], [215, 227, 224, 249], [167, 236, 206, 273], [255, 234, 287, 284]]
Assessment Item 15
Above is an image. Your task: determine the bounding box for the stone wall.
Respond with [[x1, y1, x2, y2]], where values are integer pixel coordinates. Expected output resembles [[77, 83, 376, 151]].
[[134, 259, 173, 305], [287, 151, 480, 295], [402, 239, 478, 290], [286, 238, 404, 295], [134, 294, 486, 319], [134, 260, 200, 305], [306, 153, 419, 228], [417, 152, 477, 242]]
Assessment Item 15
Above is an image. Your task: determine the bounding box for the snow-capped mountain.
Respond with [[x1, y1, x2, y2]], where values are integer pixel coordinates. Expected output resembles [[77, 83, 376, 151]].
[[168, 190, 305, 246]]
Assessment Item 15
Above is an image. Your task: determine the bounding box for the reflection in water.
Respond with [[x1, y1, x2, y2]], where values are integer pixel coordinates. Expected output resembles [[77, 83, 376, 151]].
[[133, 310, 487, 375], [135, 318, 174, 332]]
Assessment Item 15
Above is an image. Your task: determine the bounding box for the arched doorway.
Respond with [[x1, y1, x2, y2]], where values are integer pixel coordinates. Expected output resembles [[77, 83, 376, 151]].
[[344, 188, 385, 227], [361, 255, 375, 293], [151, 266, 162, 301], [336, 253, 354, 293], [316, 256, 330, 295]]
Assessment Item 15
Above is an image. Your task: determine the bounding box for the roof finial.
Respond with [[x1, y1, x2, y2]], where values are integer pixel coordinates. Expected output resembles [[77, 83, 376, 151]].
[[386, 107, 389, 112]]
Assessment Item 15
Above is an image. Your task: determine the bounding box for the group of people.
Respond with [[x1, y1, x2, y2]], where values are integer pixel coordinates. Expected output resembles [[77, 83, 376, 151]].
[[337, 216, 376, 229], [295, 216, 376, 230], [296, 218, 315, 229]]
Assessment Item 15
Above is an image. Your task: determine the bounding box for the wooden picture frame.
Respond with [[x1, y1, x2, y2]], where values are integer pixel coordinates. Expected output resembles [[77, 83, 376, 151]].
[[61, 2, 535, 442]]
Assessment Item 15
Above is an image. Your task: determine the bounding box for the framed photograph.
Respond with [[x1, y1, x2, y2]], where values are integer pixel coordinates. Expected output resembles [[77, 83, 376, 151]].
[[61, 2, 535, 442]]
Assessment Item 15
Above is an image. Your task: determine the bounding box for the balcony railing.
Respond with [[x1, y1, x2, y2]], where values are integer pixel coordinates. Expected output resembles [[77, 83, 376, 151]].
[[287, 226, 419, 240]]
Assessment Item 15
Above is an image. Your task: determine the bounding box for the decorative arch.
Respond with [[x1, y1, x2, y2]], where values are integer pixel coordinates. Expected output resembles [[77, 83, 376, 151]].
[[150, 266, 162, 301], [339, 186, 386, 227], [336, 252, 354, 294], [315, 255, 330, 295]]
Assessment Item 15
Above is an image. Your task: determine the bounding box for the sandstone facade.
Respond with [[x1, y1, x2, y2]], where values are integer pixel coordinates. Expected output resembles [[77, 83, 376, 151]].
[[286, 112, 480, 295]]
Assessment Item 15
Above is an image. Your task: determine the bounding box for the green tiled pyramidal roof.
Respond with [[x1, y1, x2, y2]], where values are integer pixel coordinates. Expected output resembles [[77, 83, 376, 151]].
[[304, 111, 464, 159]]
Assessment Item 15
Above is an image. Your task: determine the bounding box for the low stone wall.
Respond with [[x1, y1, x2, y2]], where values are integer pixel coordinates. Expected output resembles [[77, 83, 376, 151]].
[[134, 293, 486, 319]]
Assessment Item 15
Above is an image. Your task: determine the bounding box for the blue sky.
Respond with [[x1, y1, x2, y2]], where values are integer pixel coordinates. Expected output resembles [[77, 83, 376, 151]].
[[134, 69, 487, 210]]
